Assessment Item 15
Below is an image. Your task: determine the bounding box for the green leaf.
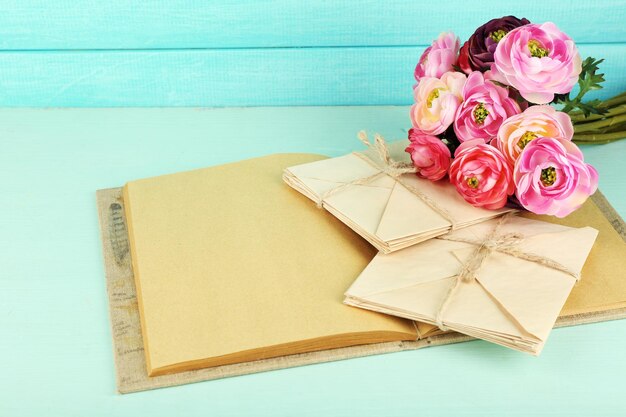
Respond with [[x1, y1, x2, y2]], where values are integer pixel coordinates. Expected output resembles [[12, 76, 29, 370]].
[[553, 56, 608, 117]]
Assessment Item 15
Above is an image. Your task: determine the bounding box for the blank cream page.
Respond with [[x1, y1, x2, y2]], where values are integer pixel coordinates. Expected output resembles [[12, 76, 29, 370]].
[[124, 153, 416, 376]]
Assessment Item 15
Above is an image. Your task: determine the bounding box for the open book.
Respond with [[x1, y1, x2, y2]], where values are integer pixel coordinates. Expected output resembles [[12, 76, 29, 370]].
[[102, 152, 626, 392], [123, 153, 417, 376]]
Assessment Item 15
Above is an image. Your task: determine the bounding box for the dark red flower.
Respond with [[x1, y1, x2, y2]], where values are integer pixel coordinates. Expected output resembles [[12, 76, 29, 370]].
[[464, 16, 530, 72], [457, 41, 472, 74]]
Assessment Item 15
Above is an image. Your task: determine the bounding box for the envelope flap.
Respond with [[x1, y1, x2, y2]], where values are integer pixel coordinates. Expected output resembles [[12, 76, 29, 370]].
[[375, 180, 450, 242], [448, 219, 598, 275], [399, 175, 512, 225], [474, 251, 579, 341], [355, 276, 458, 320], [498, 215, 578, 238], [324, 175, 396, 235], [443, 279, 538, 340], [286, 153, 385, 197], [439, 218, 494, 242], [513, 226, 599, 274], [449, 225, 597, 341], [346, 239, 471, 298]]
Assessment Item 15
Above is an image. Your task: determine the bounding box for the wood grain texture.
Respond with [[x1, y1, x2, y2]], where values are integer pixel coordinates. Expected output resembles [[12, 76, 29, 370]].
[[1, 0, 624, 107], [0, 0, 624, 50], [0, 43, 624, 107]]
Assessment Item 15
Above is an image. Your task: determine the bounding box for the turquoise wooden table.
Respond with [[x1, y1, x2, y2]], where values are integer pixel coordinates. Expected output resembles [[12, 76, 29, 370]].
[[1, 107, 626, 416], [2, 0, 626, 414]]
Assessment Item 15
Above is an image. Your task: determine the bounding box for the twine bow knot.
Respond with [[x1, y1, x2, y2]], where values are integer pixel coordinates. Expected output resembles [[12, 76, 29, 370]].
[[356, 131, 417, 179], [456, 231, 525, 284], [434, 213, 580, 331], [316, 131, 457, 229], [483, 232, 524, 250]]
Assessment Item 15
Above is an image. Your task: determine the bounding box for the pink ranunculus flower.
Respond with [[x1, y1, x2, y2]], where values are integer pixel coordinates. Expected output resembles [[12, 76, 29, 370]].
[[449, 139, 515, 209], [514, 137, 598, 217], [414, 32, 460, 82], [411, 71, 467, 136], [453, 71, 521, 143], [491, 22, 582, 104], [494, 105, 574, 167], [405, 129, 451, 181]]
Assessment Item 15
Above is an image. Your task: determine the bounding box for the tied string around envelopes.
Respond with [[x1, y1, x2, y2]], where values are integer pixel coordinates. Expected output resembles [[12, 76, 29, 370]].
[[316, 131, 458, 229], [433, 212, 580, 331]]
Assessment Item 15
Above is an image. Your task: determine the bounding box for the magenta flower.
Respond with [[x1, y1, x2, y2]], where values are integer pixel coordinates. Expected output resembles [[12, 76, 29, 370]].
[[453, 71, 521, 143], [449, 139, 515, 209], [494, 105, 574, 167], [414, 32, 460, 82], [491, 22, 582, 104], [405, 129, 451, 181], [514, 137, 598, 217]]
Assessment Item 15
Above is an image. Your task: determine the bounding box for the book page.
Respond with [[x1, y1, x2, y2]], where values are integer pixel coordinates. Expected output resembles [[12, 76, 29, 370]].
[[124, 153, 416, 375]]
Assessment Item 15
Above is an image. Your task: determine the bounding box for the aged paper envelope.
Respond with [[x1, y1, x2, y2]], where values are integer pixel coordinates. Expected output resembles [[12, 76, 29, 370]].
[[345, 216, 598, 354], [284, 139, 512, 253]]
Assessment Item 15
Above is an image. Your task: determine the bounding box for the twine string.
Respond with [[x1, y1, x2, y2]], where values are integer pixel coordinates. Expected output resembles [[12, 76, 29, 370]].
[[316, 131, 457, 228], [433, 213, 580, 331]]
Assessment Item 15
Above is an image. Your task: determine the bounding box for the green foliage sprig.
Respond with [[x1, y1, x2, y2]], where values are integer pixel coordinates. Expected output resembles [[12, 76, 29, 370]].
[[553, 57, 607, 117], [549, 57, 626, 144]]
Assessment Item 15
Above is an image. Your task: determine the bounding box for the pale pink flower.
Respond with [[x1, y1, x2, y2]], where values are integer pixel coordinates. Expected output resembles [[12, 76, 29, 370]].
[[405, 129, 451, 181], [414, 32, 460, 82], [494, 105, 574, 167], [449, 139, 515, 209], [411, 71, 467, 136], [491, 22, 582, 104], [453, 71, 521, 143], [514, 137, 598, 217]]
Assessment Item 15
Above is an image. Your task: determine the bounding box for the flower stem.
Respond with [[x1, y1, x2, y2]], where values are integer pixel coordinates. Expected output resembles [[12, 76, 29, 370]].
[[573, 113, 626, 133], [573, 131, 626, 144], [570, 91, 626, 144]]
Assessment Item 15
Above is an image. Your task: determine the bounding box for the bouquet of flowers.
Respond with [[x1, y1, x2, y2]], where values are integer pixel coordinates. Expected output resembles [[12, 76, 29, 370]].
[[407, 16, 622, 217]]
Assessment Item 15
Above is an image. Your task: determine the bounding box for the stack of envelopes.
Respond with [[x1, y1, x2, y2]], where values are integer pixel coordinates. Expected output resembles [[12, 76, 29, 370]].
[[285, 137, 600, 354], [283, 139, 512, 253], [344, 215, 598, 354]]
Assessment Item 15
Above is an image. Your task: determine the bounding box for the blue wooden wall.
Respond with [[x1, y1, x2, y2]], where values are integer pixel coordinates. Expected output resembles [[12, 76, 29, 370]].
[[0, 0, 624, 107]]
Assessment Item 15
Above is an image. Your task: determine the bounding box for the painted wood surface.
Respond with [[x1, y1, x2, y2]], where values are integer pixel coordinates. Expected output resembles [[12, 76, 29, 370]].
[[0, 44, 624, 107], [1, 107, 625, 416], [1, 0, 624, 49], [0, 1, 624, 106]]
